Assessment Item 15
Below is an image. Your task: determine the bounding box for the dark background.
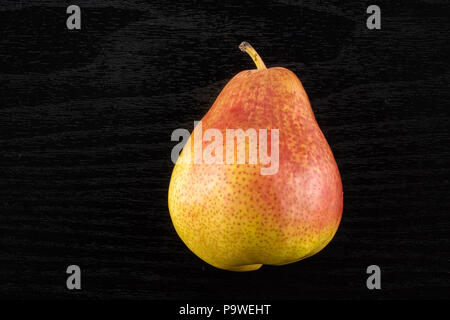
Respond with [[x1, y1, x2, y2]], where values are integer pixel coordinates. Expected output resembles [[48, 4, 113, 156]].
[[0, 0, 449, 299]]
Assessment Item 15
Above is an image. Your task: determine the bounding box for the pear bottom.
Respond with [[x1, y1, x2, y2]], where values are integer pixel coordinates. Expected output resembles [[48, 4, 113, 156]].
[[219, 264, 263, 272]]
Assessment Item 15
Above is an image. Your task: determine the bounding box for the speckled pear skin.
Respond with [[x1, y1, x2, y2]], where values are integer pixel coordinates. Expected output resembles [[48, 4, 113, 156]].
[[168, 66, 343, 271]]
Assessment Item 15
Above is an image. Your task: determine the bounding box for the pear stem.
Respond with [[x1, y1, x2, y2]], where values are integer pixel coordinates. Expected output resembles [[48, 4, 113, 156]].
[[239, 41, 267, 70]]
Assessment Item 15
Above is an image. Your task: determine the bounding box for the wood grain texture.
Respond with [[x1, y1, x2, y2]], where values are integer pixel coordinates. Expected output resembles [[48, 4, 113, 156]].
[[0, 0, 449, 299]]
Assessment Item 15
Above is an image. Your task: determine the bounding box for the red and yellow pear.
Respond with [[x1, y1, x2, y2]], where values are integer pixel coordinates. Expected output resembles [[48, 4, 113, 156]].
[[168, 42, 343, 271]]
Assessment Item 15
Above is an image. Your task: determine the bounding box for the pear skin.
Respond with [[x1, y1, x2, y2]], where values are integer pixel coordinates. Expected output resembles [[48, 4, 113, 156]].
[[168, 42, 343, 271]]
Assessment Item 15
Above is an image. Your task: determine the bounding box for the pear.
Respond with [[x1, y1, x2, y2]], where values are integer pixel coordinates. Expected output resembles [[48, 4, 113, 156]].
[[168, 42, 343, 271]]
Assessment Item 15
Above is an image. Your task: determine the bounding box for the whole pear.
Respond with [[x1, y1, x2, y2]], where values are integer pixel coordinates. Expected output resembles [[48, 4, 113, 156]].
[[168, 42, 343, 271]]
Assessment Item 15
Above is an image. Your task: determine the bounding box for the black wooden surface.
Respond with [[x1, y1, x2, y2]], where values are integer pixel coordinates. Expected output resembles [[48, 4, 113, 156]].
[[0, 0, 449, 299]]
